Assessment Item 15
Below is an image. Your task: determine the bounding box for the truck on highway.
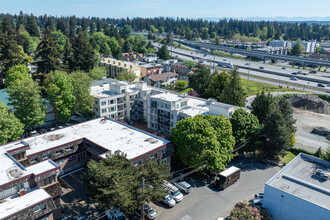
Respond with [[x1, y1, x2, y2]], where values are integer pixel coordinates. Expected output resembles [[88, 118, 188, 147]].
[[213, 166, 241, 190], [217, 61, 234, 69]]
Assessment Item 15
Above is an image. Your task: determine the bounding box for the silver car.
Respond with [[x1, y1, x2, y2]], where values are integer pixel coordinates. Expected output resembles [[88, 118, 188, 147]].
[[162, 194, 176, 207], [173, 181, 192, 194]]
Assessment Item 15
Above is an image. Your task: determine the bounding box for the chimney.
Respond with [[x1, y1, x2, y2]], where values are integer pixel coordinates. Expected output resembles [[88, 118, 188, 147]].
[[19, 189, 26, 197]]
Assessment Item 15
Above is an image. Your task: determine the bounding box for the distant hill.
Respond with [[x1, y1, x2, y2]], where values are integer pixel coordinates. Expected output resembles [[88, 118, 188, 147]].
[[203, 17, 330, 24]]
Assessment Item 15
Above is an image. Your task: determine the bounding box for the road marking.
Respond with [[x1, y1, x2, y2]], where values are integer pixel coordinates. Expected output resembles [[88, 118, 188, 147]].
[[181, 215, 192, 220], [70, 174, 82, 183], [64, 204, 81, 217], [60, 178, 74, 191]]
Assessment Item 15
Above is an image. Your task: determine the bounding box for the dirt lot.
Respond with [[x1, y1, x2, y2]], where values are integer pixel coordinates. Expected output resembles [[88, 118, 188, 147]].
[[293, 108, 330, 151]]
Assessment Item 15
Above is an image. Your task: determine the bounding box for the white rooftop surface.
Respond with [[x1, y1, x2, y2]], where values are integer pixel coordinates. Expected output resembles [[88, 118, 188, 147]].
[[90, 83, 136, 99], [180, 106, 208, 117], [1, 118, 169, 161], [151, 92, 183, 102], [266, 153, 330, 210], [220, 166, 240, 177], [25, 160, 58, 176], [0, 188, 51, 219], [0, 153, 24, 186]]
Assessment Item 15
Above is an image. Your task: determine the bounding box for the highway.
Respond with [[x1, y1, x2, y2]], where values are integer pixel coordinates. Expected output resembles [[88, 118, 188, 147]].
[[179, 39, 330, 68], [154, 42, 330, 94]]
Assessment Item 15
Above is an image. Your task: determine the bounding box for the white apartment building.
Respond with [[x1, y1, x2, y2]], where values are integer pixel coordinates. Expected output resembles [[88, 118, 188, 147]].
[[291, 41, 319, 53], [269, 40, 291, 48], [91, 79, 241, 134]]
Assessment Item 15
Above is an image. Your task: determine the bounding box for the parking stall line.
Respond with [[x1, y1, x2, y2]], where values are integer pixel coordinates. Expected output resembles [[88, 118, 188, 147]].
[[60, 178, 75, 191], [64, 204, 81, 217], [70, 174, 83, 183]]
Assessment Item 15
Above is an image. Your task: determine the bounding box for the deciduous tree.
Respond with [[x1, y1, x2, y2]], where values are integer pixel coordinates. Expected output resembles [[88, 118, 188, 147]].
[[117, 69, 137, 83], [205, 70, 229, 100], [0, 102, 24, 145]]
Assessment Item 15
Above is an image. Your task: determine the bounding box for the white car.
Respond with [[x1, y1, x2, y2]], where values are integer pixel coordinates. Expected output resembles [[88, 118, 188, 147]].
[[163, 181, 183, 202], [173, 181, 192, 194], [162, 194, 176, 207], [254, 193, 264, 199], [143, 204, 158, 219]]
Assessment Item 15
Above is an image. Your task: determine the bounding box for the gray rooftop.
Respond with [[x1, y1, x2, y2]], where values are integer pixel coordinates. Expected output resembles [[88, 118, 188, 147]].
[[266, 153, 330, 210]]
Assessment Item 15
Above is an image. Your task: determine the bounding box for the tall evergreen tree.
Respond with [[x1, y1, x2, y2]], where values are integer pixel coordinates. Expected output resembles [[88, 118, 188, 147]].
[[69, 16, 76, 42], [35, 28, 61, 74], [251, 91, 275, 125], [71, 31, 98, 72], [16, 11, 26, 31], [205, 70, 229, 100], [57, 18, 69, 36], [26, 14, 40, 37], [188, 64, 211, 96], [157, 45, 170, 60], [63, 37, 73, 70], [123, 39, 132, 53], [45, 17, 56, 32], [219, 68, 246, 107]]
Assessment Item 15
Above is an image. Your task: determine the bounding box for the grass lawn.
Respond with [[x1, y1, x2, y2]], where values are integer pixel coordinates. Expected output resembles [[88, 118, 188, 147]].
[[279, 151, 296, 165], [241, 78, 304, 97], [178, 87, 193, 94]]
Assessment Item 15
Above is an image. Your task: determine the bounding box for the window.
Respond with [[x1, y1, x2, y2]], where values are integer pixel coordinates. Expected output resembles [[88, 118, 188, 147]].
[[65, 146, 74, 151], [30, 158, 38, 163], [111, 107, 116, 112], [181, 101, 187, 107], [130, 65, 132, 69], [124, 64, 126, 67], [68, 155, 76, 161], [134, 161, 141, 166], [111, 114, 115, 119], [162, 148, 167, 156], [121, 89, 125, 94], [95, 101, 98, 104], [56, 159, 64, 165], [162, 158, 168, 163], [55, 149, 63, 155], [176, 104, 179, 109], [150, 153, 157, 159], [113, 61, 115, 64], [42, 154, 50, 159], [108, 99, 115, 105], [33, 204, 46, 212], [101, 101, 107, 106], [102, 109, 107, 113]]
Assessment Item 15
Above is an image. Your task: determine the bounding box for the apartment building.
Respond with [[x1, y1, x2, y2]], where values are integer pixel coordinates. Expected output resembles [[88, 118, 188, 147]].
[[140, 63, 163, 78], [0, 118, 171, 220], [91, 79, 241, 135], [291, 41, 319, 53], [269, 40, 291, 48], [100, 57, 142, 80]]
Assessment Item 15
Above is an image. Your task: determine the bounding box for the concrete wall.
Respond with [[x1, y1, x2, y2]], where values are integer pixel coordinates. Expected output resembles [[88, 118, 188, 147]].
[[263, 185, 330, 220]]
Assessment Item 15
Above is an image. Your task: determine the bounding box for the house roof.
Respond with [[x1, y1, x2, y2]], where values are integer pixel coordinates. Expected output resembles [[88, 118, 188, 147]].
[[177, 68, 191, 76], [149, 72, 178, 82]]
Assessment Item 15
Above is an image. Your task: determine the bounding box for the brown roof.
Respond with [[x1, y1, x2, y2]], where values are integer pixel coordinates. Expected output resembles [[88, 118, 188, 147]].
[[149, 72, 178, 82]]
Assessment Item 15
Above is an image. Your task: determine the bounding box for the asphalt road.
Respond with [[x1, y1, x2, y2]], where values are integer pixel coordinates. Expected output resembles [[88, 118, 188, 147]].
[[153, 158, 281, 220]]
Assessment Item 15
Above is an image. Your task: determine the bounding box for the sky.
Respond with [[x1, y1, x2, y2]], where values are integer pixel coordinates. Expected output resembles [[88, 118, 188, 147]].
[[1, 0, 330, 20]]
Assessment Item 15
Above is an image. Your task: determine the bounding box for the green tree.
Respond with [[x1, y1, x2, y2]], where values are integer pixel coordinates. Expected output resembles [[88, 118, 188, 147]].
[[4, 64, 30, 87], [182, 60, 195, 69], [117, 69, 137, 83], [123, 40, 132, 53], [215, 36, 220, 45], [84, 152, 170, 213], [323, 147, 330, 161], [205, 70, 229, 100], [157, 45, 170, 60], [35, 28, 61, 74], [56, 18, 69, 36], [219, 68, 246, 107], [260, 26, 268, 41], [70, 71, 94, 116], [174, 80, 188, 90], [291, 40, 303, 56], [63, 37, 73, 70], [314, 147, 324, 158], [188, 64, 211, 96], [170, 114, 235, 172], [72, 31, 98, 72], [127, 34, 148, 53], [230, 109, 261, 152], [0, 102, 24, 145], [107, 37, 122, 59], [25, 14, 40, 37], [267, 24, 275, 39], [52, 30, 67, 52], [19, 31, 40, 55], [251, 91, 275, 125], [46, 71, 76, 120], [88, 66, 107, 80], [120, 24, 132, 39], [7, 77, 46, 129], [159, 26, 165, 33]]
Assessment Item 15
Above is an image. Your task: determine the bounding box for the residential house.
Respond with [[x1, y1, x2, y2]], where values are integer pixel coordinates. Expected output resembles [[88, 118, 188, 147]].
[[145, 72, 178, 88]]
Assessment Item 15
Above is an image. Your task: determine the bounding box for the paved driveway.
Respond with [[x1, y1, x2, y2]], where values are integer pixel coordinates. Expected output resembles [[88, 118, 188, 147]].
[[154, 158, 281, 220]]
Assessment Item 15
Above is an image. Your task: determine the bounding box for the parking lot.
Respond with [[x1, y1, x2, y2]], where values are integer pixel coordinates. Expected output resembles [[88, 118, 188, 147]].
[[152, 157, 281, 220], [59, 169, 100, 219]]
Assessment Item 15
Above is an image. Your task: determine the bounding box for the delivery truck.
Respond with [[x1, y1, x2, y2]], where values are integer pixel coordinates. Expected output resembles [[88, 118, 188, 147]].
[[214, 166, 240, 190]]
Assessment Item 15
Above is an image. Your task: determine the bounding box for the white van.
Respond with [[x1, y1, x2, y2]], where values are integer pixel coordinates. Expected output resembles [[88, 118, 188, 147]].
[[163, 181, 183, 202]]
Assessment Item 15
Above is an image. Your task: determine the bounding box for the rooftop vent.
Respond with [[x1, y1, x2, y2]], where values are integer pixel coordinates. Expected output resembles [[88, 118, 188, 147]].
[[315, 169, 330, 180], [100, 118, 107, 124], [46, 134, 64, 141], [7, 167, 23, 179]]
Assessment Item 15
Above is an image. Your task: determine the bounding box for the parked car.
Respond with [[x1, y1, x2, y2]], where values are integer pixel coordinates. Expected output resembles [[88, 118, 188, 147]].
[[259, 66, 264, 69], [254, 193, 264, 199], [203, 54, 207, 57], [223, 59, 227, 61], [37, 128, 47, 134], [48, 127, 55, 132], [143, 205, 158, 219], [317, 83, 326, 87], [105, 207, 128, 220], [161, 194, 176, 207], [326, 84, 330, 87], [251, 199, 263, 207], [291, 72, 298, 75], [29, 130, 39, 137], [309, 70, 317, 74], [192, 56, 196, 60], [163, 181, 184, 202], [302, 72, 309, 75], [290, 77, 298, 81], [173, 181, 192, 194]]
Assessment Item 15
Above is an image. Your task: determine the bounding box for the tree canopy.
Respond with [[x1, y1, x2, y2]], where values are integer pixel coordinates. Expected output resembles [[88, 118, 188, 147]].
[[188, 64, 211, 96], [117, 69, 137, 83], [157, 45, 170, 60], [84, 152, 170, 213], [205, 70, 229, 100], [170, 114, 235, 172]]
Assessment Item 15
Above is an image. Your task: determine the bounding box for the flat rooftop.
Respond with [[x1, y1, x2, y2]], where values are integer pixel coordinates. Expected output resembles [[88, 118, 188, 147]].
[[266, 153, 330, 210], [0, 188, 52, 219]]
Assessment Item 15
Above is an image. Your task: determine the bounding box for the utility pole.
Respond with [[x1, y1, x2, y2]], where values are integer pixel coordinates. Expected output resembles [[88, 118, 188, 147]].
[[171, 32, 173, 58], [141, 177, 145, 220]]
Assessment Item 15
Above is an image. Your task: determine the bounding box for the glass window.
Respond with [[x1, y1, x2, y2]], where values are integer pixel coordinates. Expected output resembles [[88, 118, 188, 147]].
[[121, 89, 125, 94], [108, 99, 115, 105], [101, 101, 107, 106], [56, 159, 64, 165], [42, 154, 50, 159], [134, 161, 141, 166], [102, 109, 107, 113]]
